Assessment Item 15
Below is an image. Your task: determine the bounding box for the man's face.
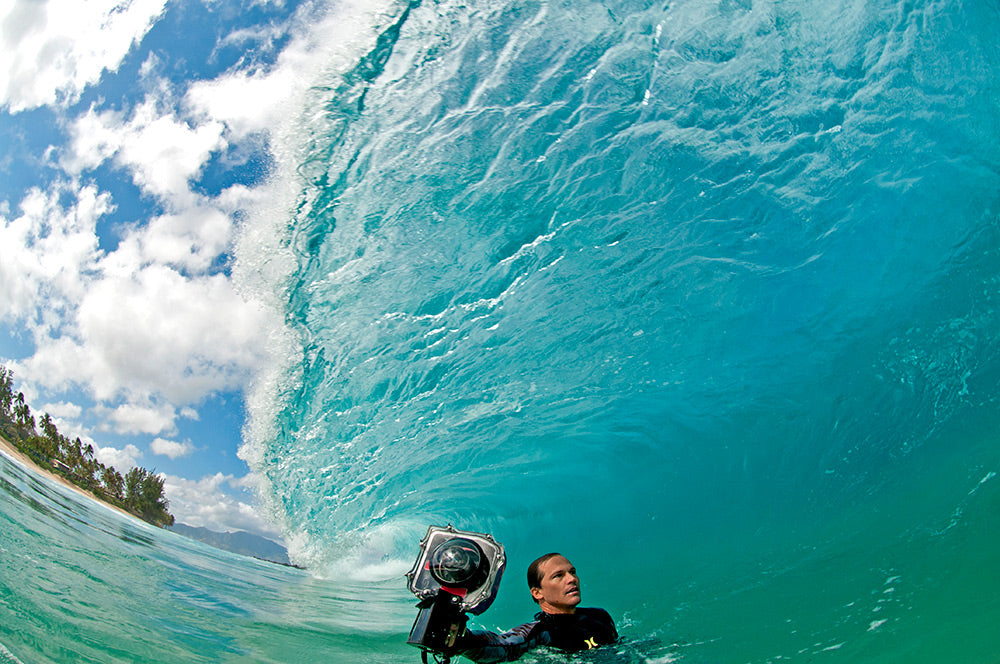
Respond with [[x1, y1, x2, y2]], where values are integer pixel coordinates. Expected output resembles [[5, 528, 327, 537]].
[[531, 555, 581, 614]]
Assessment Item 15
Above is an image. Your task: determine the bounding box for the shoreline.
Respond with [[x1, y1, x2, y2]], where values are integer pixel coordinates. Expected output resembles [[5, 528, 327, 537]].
[[0, 434, 299, 567], [0, 434, 140, 522]]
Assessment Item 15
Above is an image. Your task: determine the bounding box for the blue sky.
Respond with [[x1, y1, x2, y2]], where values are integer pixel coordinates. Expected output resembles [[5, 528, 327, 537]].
[[0, 0, 402, 538]]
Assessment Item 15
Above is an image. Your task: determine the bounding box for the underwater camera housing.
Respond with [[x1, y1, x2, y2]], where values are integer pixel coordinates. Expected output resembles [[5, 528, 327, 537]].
[[405, 525, 505, 660]]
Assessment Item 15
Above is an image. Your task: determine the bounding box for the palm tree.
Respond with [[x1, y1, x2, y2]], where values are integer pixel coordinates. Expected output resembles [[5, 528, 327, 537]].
[[0, 366, 13, 418], [13, 393, 35, 433], [124, 467, 147, 511], [140, 472, 172, 524], [101, 467, 125, 501]]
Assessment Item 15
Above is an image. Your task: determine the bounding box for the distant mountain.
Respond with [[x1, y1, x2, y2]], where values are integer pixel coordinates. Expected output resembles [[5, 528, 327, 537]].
[[169, 523, 293, 566]]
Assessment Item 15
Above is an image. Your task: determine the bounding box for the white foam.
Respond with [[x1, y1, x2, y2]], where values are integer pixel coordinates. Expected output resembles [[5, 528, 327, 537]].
[[0, 642, 24, 664], [282, 516, 428, 580]]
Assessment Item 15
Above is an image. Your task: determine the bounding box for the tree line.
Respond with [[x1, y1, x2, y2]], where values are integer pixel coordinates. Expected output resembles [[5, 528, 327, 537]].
[[0, 366, 174, 527]]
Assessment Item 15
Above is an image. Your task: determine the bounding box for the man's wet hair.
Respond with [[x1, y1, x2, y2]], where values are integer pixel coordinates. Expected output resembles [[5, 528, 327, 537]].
[[527, 552, 564, 599]]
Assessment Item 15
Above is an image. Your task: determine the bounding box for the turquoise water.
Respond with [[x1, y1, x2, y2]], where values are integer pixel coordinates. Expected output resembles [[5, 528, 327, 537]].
[[0, 452, 411, 663], [5, 0, 1000, 661]]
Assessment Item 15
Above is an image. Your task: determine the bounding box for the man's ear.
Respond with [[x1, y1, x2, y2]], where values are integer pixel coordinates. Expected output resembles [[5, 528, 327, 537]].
[[530, 587, 543, 602]]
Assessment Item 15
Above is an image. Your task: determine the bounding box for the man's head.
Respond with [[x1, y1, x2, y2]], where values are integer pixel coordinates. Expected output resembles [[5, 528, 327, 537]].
[[527, 553, 581, 614]]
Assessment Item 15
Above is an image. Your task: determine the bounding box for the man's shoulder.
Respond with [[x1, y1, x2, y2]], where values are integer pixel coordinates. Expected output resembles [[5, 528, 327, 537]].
[[536, 607, 612, 619], [536, 607, 615, 628], [576, 607, 614, 621]]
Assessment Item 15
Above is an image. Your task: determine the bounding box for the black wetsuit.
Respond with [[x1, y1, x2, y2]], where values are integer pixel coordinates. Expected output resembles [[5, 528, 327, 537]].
[[455, 607, 618, 663]]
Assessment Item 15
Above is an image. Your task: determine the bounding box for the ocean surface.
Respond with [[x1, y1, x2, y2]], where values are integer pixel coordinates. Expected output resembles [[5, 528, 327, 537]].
[[4, 0, 1000, 661]]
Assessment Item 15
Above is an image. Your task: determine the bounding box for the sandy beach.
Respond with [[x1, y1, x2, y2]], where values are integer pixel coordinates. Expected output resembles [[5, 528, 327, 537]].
[[0, 434, 139, 521]]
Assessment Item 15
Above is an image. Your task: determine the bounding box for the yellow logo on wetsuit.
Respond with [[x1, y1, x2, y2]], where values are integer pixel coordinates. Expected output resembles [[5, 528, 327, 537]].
[[584, 637, 598, 649]]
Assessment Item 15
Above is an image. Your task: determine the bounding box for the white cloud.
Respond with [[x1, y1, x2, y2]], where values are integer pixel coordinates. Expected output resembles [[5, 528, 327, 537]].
[[118, 205, 233, 272], [95, 443, 142, 471], [60, 106, 124, 173], [163, 472, 280, 537], [76, 266, 275, 401], [185, 67, 297, 141], [39, 400, 82, 420], [0, 0, 168, 112], [0, 182, 107, 328], [119, 106, 227, 202], [16, 263, 278, 415], [150, 437, 194, 459], [95, 401, 178, 436], [229, 472, 267, 491], [64, 99, 227, 203]]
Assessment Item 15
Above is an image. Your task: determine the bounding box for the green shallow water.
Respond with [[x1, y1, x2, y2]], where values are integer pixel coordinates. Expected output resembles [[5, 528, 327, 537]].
[[0, 452, 414, 663]]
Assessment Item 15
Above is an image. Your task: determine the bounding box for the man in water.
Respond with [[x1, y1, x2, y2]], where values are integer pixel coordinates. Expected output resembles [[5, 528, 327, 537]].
[[452, 552, 618, 662]]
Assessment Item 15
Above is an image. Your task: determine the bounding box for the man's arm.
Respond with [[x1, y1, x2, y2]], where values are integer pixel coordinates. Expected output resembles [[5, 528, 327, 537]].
[[452, 620, 548, 663]]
